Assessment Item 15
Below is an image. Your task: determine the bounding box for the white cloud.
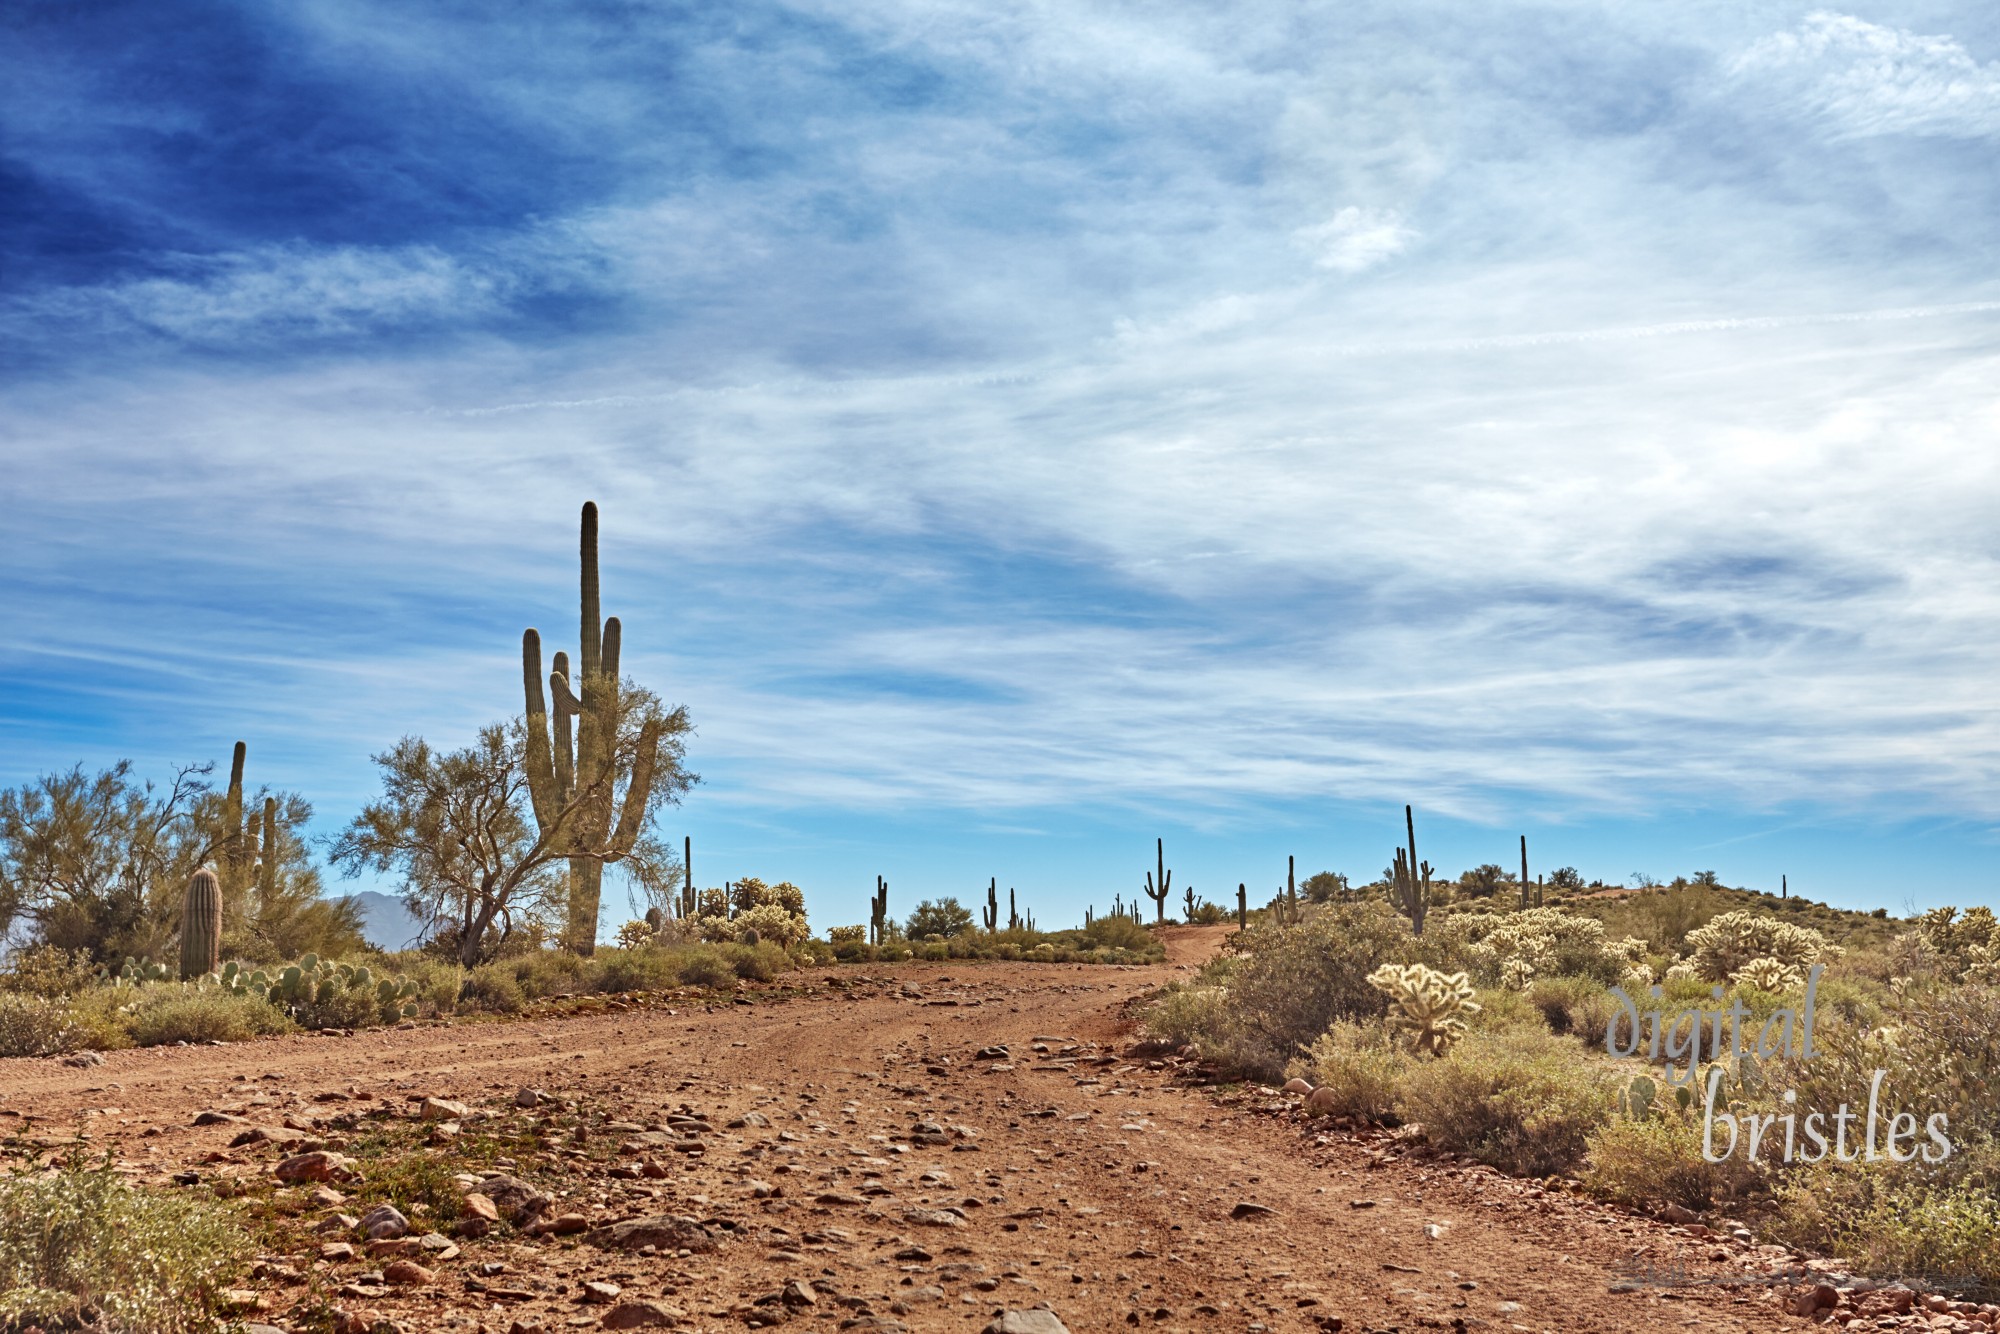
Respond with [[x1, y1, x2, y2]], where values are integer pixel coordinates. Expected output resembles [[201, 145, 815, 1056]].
[[1729, 11, 2000, 139], [1292, 207, 1416, 274]]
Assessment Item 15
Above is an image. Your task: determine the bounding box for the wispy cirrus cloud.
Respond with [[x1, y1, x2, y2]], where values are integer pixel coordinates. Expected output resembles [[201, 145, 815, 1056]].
[[6, 1, 2000, 911]]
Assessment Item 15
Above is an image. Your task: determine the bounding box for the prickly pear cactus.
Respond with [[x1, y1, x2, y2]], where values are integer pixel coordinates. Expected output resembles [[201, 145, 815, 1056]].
[[1366, 963, 1481, 1056], [1621, 1074, 1657, 1120]]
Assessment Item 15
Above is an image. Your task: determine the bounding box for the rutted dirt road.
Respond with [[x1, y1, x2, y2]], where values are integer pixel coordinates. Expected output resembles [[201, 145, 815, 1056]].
[[1, 928, 1810, 1334]]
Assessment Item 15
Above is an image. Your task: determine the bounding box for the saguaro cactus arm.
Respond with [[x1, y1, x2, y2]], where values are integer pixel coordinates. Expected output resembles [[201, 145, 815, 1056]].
[[522, 630, 559, 831]]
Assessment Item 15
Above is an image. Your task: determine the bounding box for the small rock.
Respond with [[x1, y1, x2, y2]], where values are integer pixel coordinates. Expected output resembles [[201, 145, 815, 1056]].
[[321, 1242, 356, 1262], [984, 1311, 1071, 1334], [583, 1214, 718, 1253], [462, 1192, 500, 1223], [62, 1050, 106, 1067], [275, 1150, 351, 1182], [474, 1173, 551, 1222], [422, 1097, 472, 1121], [1282, 1078, 1314, 1095], [529, 1212, 589, 1236], [382, 1258, 433, 1286], [600, 1300, 682, 1329], [783, 1279, 817, 1307], [1230, 1202, 1276, 1220], [1657, 1202, 1699, 1225], [514, 1087, 550, 1109], [581, 1280, 622, 1304], [360, 1204, 410, 1240]]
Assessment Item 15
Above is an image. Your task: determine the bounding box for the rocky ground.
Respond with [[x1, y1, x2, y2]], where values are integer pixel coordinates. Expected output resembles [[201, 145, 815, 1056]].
[[0, 927, 1983, 1334]]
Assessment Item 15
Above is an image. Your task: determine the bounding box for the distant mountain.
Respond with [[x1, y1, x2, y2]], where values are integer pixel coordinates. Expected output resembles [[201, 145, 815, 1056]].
[[342, 891, 429, 953]]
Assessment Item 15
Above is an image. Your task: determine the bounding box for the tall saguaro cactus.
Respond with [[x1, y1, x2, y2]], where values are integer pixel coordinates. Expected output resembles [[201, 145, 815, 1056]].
[[679, 836, 696, 918], [870, 876, 889, 945], [983, 878, 1000, 932], [1236, 883, 1248, 929], [1391, 804, 1431, 935], [1144, 838, 1171, 924], [1519, 834, 1530, 911], [180, 866, 222, 980], [522, 502, 666, 955]]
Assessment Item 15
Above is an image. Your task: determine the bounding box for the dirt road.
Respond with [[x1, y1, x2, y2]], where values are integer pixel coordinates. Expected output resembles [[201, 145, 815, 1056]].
[[0, 929, 1809, 1334]]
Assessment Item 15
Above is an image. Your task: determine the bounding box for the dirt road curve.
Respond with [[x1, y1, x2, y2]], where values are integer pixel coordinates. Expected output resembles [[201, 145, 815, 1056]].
[[0, 928, 1804, 1334]]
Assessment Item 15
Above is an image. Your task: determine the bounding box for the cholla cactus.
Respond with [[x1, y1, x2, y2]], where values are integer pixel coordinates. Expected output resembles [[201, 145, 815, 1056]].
[[696, 887, 730, 919], [1367, 963, 1481, 1056], [1732, 957, 1805, 991], [1444, 907, 1630, 983], [1911, 906, 2000, 982], [1620, 963, 1655, 992], [1685, 911, 1838, 981], [827, 925, 866, 946], [736, 902, 809, 948], [1663, 959, 1701, 982], [1609, 937, 1650, 965], [1500, 956, 1536, 991]]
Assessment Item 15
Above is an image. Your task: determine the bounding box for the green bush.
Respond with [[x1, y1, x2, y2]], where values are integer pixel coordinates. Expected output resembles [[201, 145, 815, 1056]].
[[463, 963, 526, 1013], [1525, 975, 1628, 1046], [1078, 916, 1156, 953], [1584, 1110, 1762, 1210], [1395, 1028, 1615, 1177], [1291, 1019, 1413, 1121], [594, 946, 685, 994], [1205, 901, 1411, 1081], [125, 990, 293, 1046], [1146, 983, 1235, 1051], [0, 994, 82, 1058], [724, 940, 793, 982], [1767, 1165, 2000, 1297], [0, 1154, 252, 1333], [676, 945, 738, 990], [509, 949, 595, 1000], [0, 946, 98, 998]]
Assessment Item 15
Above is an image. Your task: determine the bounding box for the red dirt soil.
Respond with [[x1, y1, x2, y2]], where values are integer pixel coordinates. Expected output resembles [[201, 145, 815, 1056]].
[[0, 926, 1815, 1334]]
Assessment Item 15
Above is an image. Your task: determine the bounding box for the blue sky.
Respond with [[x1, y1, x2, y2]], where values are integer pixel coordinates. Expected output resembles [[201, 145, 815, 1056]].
[[7, 1, 2000, 934]]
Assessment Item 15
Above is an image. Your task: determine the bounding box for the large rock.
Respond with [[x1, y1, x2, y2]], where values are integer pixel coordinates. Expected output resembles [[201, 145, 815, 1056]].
[[275, 1151, 352, 1182], [583, 1214, 718, 1253]]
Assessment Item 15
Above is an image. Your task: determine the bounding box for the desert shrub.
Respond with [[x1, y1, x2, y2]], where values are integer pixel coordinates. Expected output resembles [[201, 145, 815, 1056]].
[[60, 989, 135, 1052], [593, 947, 685, 994], [1208, 901, 1412, 1081], [1188, 901, 1226, 925], [1291, 1019, 1414, 1121], [509, 949, 595, 1000], [1146, 983, 1235, 1051], [390, 955, 465, 1018], [1585, 1110, 1762, 1210], [917, 941, 950, 962], [0, 994, 82, 1058], [1525, 975, 1627, 1047], [1078, 915, 1155, 952], [291, 983, 380, 1032], [0, 946, 98, 998], [724, 940, 793, 981], [125, 990, 292, 1046], [1467, 985, 1549, 1036], [1395, 1028, 1616, 1177], [0, 1153, 252, 1334], [831, 936, 874, 963], [675, 944, 738, 990], [1767, 1165, 2000, 1297], [462, 963, 525, 1014]]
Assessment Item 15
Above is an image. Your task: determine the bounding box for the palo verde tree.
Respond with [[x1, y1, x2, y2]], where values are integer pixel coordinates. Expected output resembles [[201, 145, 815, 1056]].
[[330, 699, 691, 968], [0, 755, 359, 965]]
